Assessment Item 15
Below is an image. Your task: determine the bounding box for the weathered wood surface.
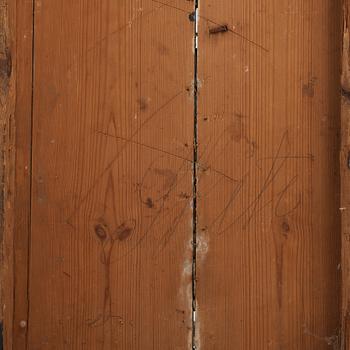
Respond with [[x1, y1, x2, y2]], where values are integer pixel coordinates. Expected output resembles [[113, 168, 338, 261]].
[[0, 1, 16, 349], [2, 0, 346, 349], [11, 0, 34, 349], [0, 0, 34, 349], [342, 2, 350, 349], [197, 1, 341, 349], [26, 0, 194, 349]]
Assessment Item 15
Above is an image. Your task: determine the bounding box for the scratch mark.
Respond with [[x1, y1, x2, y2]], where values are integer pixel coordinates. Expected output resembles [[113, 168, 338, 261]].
[[198, 164, 239, 183], [108, 159, 190, 264], [200, 16, 269, 52], [155, 201, 190, 257], [86, 2, 168, 54], [151, 0, 269, 52], [96, 131, 193, 163], [97, 131, 239, 184], [274, 175, 301, 217], [257, 154, 314, 162], [216, 131, 293, 235], [66, 90, 184, 227], [151, 0, 190, 15]]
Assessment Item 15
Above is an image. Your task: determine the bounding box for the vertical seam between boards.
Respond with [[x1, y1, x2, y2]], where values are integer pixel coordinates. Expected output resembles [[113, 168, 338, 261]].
[[25, 0, 35, 348], [192, 1, 199, 349]]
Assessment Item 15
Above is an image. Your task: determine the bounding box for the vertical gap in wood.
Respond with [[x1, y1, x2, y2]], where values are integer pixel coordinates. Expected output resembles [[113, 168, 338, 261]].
[[342, 1, 350, 349], [25, 0, 35, 348], [192, 1, 199, 349]]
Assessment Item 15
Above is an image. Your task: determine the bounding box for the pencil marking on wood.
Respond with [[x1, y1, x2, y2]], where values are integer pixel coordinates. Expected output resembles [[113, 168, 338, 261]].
[[152, 0, 269, 53], [66, 90, 184, 227], [199, 131, 308, 236], [197, 0, 340, 348]]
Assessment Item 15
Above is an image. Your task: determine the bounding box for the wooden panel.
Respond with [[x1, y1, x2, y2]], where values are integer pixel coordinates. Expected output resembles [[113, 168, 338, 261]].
[[12, 0, 34, 348], [197, 1, 341, 349], [342, 1, 350, 348], [28, 0, 194, 348], [0, 1, 16, 349], [0, 0, 12, 345], [2, 0, 33, 349]]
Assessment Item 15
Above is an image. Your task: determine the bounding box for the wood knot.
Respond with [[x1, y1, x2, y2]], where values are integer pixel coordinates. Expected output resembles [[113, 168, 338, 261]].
[[146, 197, 154, 208], [282, 221, 290, 232], [188, 11, 196, 22], [94, 219, 108, 242], [281, 221, 290, 238], [113, 220, 136, 241]]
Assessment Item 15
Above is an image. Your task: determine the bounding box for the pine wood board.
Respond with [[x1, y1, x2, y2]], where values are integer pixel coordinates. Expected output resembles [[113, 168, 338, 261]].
[[196, 1, 342, 349], [27, 0, 194, 348]]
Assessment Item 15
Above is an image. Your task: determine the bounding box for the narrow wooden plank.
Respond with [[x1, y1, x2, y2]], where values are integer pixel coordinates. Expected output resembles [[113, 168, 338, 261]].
[[0, 0, 15, 348], [197, 1, 341, 349], [0, 0, 11, 342], [11, 0, 34, 348], [28, 0, 194, 348], [1, 0, 33, 349], [342, 2, 350, 348]]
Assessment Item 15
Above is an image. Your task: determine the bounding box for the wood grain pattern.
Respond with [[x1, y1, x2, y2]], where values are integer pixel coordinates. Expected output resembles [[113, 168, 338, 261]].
[[4, 1, 346, 349], [28, 0, 194, 348], [342, 1, 350, 348], [11, 0, 34, 348], [0, 1, 16, 349], [196, 1, 341, 349], [1, 0, 33, 349]]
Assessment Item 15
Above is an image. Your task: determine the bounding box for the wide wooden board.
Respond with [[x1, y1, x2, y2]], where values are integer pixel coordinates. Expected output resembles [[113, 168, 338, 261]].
[[196, 1, 341, 349], [28, 0, 194, 348], [5, 0, 347, 349]]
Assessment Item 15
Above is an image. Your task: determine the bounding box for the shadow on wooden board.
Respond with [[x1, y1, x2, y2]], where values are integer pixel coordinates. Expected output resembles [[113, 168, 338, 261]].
[[343, 1, 350, 348], [0, 0, 347, 349]]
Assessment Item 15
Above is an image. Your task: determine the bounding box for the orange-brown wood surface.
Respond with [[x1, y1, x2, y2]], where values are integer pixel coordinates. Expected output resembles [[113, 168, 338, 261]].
[[197, 1, 342, 349], [342, 1, 350, 348], [27, 0, 194, 348], [11, 0, 34, 348], [1, 1, 16, 349], [4, 0, 346, 349], [2, 0, 34, 349]]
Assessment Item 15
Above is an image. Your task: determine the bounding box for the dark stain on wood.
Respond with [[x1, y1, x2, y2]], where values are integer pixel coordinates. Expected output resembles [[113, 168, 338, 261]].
[[137, 97, 148, 111], [0, 3, 11, 96], [209, 25, 228, 35], [146, 197, 154, 208], [114, 221, 135, 242], [94, 220, 108, 242]]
